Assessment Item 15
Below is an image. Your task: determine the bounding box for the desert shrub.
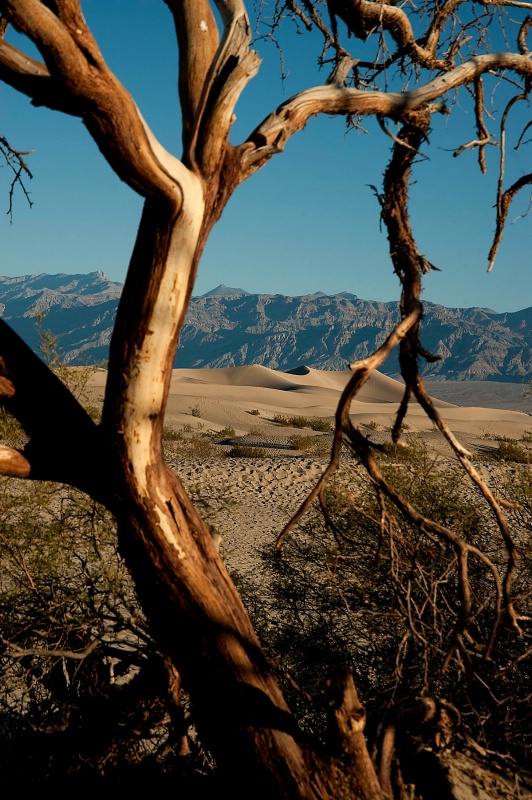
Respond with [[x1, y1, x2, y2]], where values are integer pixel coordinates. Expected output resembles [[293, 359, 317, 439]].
[[181, 436, 218, 458], [218, 426, 236, 439], [521, 430, 532, 443], [0, 406, 25, 443], [247, 427, 262, 436], [238, 449, 532, 763], [289, 435, 330, 457], [35, 310, 102, 422], [182, 423, 193, 433], [289, 416, 311, 429], [190, 404, 201, 418], [225, 445, 267, 458], [163, 425, 183, 441], [249, 409, 261, 416], [308, 418, 332, 433], [367, 420, 379, 431], [484, 440, 531, 464], [278, 415, 332, 432], [0, 479, 195, 784], [289, 435, 315, 451]]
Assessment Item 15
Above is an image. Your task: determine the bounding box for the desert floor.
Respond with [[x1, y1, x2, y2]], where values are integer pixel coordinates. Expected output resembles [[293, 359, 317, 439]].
[[89, 366, 532, 581]]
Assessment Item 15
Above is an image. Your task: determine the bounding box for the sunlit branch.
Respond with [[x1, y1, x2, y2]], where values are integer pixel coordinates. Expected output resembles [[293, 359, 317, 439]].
[[237, 51, 532, 179]]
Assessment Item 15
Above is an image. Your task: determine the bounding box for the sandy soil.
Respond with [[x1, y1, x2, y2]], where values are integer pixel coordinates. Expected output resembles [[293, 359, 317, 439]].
[[89, 365, 532, 582]]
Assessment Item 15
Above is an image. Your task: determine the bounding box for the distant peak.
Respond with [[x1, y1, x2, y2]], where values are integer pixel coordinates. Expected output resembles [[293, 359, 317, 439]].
[[202, 284, 250, 297]]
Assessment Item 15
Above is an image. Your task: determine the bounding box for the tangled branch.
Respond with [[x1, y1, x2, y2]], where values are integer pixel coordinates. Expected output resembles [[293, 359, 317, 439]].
[[0, 134, 33, 220], [280, 107, 522, 680]]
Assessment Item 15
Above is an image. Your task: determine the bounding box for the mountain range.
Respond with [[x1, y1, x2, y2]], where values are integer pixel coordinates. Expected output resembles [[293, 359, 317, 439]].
[[1, 272, 531, 382]]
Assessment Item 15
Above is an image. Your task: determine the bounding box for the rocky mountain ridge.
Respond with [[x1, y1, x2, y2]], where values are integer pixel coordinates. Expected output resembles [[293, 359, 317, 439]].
[[1, 272, 531, 382]]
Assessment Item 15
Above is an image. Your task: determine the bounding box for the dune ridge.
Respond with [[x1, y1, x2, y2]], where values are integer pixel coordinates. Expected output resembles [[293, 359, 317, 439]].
[[90, 364, 530, 441]]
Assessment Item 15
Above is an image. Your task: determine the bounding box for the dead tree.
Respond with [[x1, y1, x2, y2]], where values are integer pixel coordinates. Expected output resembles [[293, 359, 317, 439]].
[[0, 1, 531, 796]]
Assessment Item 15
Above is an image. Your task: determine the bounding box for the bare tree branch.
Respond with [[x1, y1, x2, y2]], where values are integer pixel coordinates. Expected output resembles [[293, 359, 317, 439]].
[[237, 51, 532, 179], [488, 91, 530, 271], [0, 320, 114, 503], [276, 308, 421, 550], [0, 133, 33, 218], [2, 636, 101, 661], [0, 0, 189, 202], [166, 0, 220, 154]]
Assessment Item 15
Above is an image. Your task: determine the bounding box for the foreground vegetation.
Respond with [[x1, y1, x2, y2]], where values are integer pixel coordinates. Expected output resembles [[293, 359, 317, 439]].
[[0, 428, 531, 789]]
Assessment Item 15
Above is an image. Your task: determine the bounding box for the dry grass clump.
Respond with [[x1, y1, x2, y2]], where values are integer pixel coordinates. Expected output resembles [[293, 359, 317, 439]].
[[225, 444, 268, 458], [482, 438, 531, 464], [218, 426, 236, 439], [273, 414, 332, 432], [163, 425, 183, 441], [289, 435, 331, 457]]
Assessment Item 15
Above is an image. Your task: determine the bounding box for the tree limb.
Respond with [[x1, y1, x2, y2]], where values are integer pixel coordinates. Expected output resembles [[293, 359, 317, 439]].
[[165, 0, 220, 154], [0, 0, 188, 203], [0, 320, 114, 504], [237, 51, 532, 179], [191, 0, 261, 177], [276, 307, 421, 550]]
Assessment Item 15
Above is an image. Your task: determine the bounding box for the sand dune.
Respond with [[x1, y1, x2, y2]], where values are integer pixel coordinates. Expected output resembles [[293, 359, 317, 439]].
[[91, 364, 531, 442], [170, 364, 454, 405]]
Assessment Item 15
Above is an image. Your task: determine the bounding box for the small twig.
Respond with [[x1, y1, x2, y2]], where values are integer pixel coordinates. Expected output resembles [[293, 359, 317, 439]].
[[377, 115, 428, 158], [0, 135, 34, 220]]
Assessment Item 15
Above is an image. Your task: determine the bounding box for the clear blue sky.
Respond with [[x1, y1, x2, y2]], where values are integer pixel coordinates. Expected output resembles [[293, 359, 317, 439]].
[[1, 1, 531, 312]]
